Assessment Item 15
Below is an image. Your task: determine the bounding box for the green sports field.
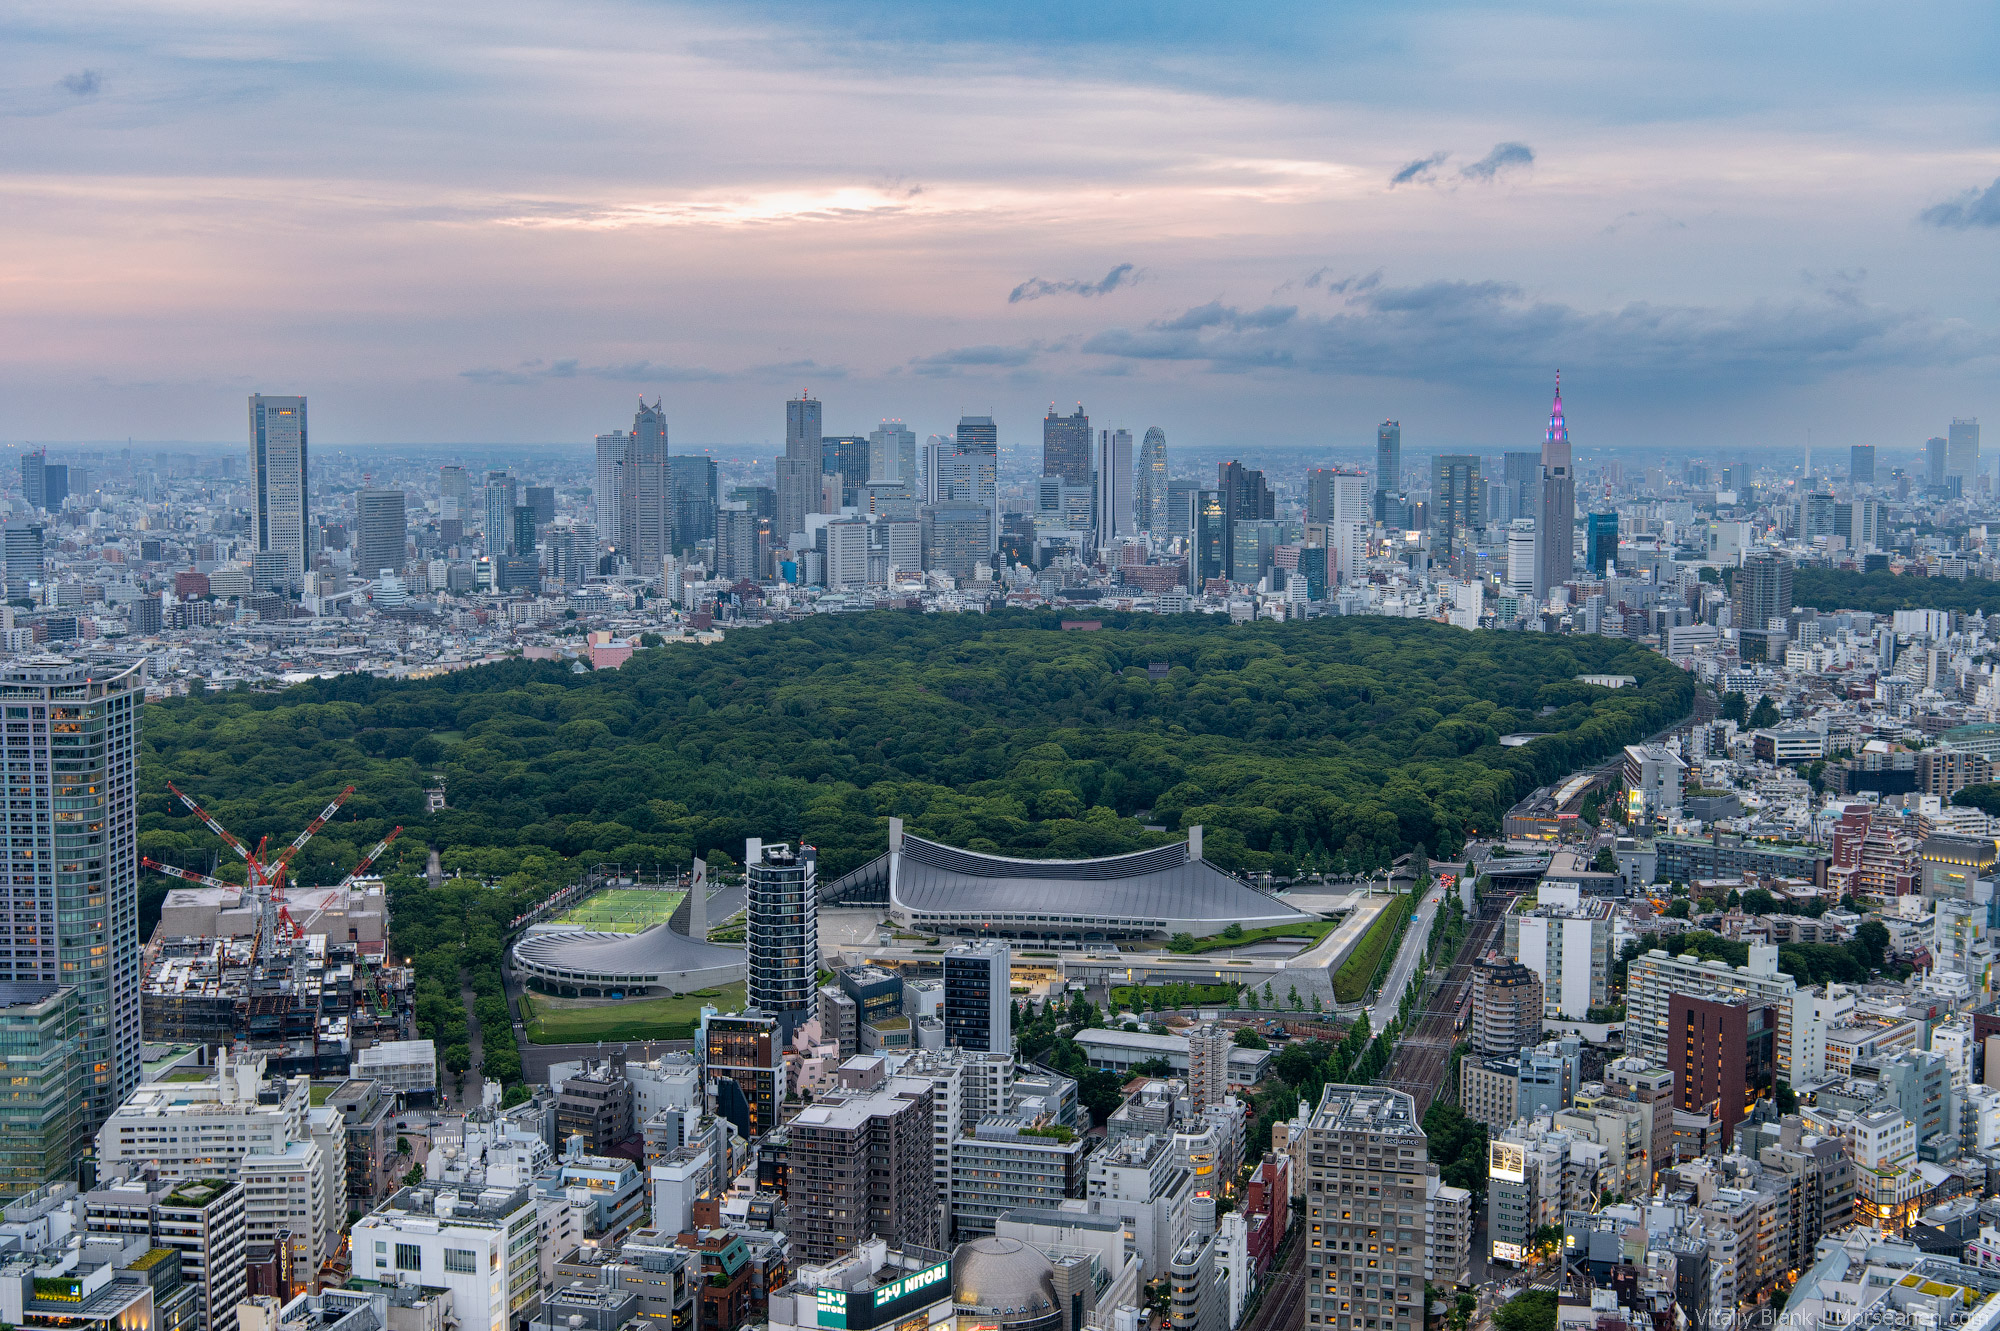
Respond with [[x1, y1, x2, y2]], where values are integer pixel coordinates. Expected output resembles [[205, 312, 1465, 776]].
[[552, 887, 685, 933]]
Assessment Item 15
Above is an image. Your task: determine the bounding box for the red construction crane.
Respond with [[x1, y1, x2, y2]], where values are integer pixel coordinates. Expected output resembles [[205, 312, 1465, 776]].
[[144, 785, 402, 935]]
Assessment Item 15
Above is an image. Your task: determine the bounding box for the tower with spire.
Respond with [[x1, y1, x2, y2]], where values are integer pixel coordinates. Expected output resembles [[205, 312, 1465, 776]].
[[1533, 371, 1575, 603]]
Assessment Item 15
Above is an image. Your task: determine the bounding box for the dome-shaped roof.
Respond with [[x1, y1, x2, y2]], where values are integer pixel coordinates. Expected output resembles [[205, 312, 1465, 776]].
[[950, 1237, 1058, 1322]]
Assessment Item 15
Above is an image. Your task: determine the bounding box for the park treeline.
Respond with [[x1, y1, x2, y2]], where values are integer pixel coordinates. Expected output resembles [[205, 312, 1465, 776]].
[[138, 611, 1693, 901], [1791, 567, 2000, 616]]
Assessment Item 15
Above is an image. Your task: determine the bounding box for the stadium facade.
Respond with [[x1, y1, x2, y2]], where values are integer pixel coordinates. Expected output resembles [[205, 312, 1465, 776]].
[[825, 819, 1311, 943], [511, 883, 747, 997]]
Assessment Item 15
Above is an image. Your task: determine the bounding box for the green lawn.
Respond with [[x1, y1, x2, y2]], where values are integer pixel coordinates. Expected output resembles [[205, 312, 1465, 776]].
[[521, 982, 746, 1044], [1169, 919, 1336, 955], [1332, 894, 1415, 1003], [553, 887, 685, 933], [1112, 981, 1240, 1009], [162, 1070, 210, 1084]]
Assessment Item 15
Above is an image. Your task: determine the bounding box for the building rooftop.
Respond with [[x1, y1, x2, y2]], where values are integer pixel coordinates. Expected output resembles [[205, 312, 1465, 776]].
[[1309, 1084, 1422, 1136]]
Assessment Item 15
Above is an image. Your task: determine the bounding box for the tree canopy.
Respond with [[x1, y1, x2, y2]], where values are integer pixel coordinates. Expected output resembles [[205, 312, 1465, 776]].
[[1791, 567, 2000, 616], [138, 611, 1693, 905]]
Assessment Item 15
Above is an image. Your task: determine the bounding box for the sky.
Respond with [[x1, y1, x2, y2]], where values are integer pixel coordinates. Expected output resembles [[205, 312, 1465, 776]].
[[8, 0, 2000, 454]]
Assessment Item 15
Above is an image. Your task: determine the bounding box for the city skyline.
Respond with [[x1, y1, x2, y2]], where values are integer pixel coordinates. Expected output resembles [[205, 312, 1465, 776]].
[[7, 2, 2000, 448]]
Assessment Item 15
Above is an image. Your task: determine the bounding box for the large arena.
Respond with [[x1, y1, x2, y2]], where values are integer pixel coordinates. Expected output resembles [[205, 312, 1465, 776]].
[[824, 820, 1312, 943], [511, 883, 747, 997]]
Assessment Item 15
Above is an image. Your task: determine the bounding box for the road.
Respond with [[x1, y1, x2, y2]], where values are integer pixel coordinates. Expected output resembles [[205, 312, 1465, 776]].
[[1368, 878, 1449, 1032], [458, 973, 485, 1111], [1374, 898, 1510, 1116]]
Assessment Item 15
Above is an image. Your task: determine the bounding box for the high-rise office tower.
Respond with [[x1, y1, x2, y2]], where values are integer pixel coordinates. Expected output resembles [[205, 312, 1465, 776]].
[[1736, 551, 1793, 662], [1097, 428, 1134, 543], [956, 416, 999, 551], [1849, 445, 1876, 486], [438, 464, 470, 510], [745, 839, 818, 1041], [1429, 455, 1483, 552], [1505, 520, 1536, 596], [4, 524, 43, 600], [41, 466, 69, 512], [670, 455, 719, 548], [593, 431, 629, 537], [248, 395, 309, 581], [868, 420, 918, 487], [822, 435, 871, 505], [1137, 428, 1168, 533], [943, 940, 1010, 1053], [1928, 436, 1948, 486], [525, 485, 555, 526], [0, 985, 85, 1205], [353, 488, 407, 579], [1042, 403, 1092, 485], [1192, 490, 1227, 585], [921, 435, 953, 505], [1305, 468, 1335, 523], [1532, 375, 1575, 601], [618, 399, 672, 575], [1585, 512, 1618, 577], [1373, 421, 1402, 523], [1949, 419, 1981, 481], [512, 506, 538, 564], [777, 391, 824, 543], [1167, 479, 1199, 541], [1501, 451, 1539, 524], [1216, 461, 1273, 580], [483, 471, 515, 558], [0, 657, 144, 1131], [20, 451, 45, 511]]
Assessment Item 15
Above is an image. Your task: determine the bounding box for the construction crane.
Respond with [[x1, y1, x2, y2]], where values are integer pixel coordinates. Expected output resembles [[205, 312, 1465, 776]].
[[144, 784, 398, 954]]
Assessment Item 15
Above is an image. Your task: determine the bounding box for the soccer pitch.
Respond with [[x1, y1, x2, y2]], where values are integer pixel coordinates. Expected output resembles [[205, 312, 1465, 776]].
[[552, 887, 685, 933]]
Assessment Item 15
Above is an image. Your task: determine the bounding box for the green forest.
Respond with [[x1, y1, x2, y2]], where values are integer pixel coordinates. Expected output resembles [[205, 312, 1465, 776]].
[[1791, 567, 2000, 615], [134, 610, 1692, 1094], [139, 611, 1691, 904]]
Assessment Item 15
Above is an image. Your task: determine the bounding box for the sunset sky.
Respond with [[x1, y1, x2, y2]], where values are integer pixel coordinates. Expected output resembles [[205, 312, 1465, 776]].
[[8, 0, 2000, 452]]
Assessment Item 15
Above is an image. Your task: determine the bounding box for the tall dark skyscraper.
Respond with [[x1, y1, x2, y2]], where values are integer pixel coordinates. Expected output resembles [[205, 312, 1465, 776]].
[[670, 455, 719, 547], [1217, 461, 1273, 581], [955, 415, 999, 551], [1042, 403, 1092, 485], [1849, 444, 1876, 486], [484, 470, 515, 558], [1928, 435, 1948, 486], [1373, 421, 1401, 523], [1532, 374, 1575, 601], [1137, 427, 1168, 533], [1501, 451, 1540, 524], [1586, 512, 1618, 577], [20, 451, 45, 511], [1736, 552, 1793, 661], [1429, 455, 1483, 552], [1949, 419, 1981, 482], [354, 487, 407, 578], [1098, 428, 1133, 542], [777, 391, 823, 542], [1305, 467, 1335, 523], [745, 838, 817, 1042], [248, 394, 309, 578], [622, 399, 672, 575], [1192, 489, 1226, 585]]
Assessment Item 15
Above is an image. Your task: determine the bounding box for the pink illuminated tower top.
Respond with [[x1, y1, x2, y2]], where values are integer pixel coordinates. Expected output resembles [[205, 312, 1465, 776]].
[[1546, 369, 1568, 446]]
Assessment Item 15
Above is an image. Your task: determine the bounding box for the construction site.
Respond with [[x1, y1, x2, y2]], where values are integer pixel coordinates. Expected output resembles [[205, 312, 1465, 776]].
[[140, 781, 418, 1077]]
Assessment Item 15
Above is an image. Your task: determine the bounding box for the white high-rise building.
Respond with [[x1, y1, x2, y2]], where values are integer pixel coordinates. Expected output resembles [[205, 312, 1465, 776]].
[[248, 395, 309, 582], [594, 432, 629, 541], [1506, 520, 1536, 596], [0, 656, 143, 1126], [1502, 883, 1613, 1021], [869, 420, 918, 487], [1186, 1024, 1229, 1112]]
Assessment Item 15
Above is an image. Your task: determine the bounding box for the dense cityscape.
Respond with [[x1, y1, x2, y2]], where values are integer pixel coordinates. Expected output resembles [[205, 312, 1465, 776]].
[[3, 378, 2000, 1331], [16, 5, 2000, 1331]]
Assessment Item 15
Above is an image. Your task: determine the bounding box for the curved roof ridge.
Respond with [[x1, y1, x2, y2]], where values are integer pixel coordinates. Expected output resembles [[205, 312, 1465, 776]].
[[902, 832, 1189, 881]]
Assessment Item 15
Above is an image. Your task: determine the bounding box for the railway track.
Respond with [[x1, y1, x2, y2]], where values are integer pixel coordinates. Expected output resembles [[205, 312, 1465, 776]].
[[1375, 901, 1510, 1116], [1242, 1232, 1309, 1331]]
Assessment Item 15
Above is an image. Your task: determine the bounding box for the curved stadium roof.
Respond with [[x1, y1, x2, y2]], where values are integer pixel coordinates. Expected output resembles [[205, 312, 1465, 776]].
[[888, 832, 1310, 937]]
